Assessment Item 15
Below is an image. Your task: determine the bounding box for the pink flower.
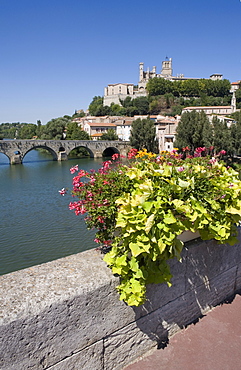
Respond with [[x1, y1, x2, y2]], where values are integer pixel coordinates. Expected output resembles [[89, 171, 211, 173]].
[[219, 150, 226, 155], [209, 157, 217, 164], [112, 153, 119, 160], [59, 188, 67, 196], [70, 165, 79, 174], [177, 166, 184, 172], [103, 180, 109, 185], [128, 148, 138, 159], [195, 147, 206, 153], [103, 240, 112, 246], [97, 216, 105, 223]]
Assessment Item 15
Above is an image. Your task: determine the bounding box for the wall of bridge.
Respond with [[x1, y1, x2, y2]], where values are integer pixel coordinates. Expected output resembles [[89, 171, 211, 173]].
[[0, 140, 131, 164], [0, 232, 241, 369]]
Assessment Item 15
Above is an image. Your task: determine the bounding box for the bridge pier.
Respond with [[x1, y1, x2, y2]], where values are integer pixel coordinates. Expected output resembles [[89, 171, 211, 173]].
[[10, 154, 22, 165], [57, 151, 68, 161], [93, 151, 104, 158]]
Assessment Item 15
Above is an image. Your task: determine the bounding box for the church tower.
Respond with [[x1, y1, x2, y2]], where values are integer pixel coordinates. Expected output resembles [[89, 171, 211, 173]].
[[231, 91, 236, 113], [139, 62, 144, 82], [161, 57, 173, 78]]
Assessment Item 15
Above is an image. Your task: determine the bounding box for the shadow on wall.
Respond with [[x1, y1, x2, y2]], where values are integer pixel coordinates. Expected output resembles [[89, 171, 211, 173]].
[[132, 236, 241, 353]]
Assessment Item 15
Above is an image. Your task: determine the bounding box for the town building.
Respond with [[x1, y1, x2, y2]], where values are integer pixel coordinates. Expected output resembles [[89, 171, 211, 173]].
[[72, 114, 180, 151], [182, 105, 235, 116]]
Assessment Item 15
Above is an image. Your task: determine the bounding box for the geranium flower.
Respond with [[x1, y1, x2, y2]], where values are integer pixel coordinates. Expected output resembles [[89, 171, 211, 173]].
[[70, 165, 79, 174], [59, 188, 67, 196]]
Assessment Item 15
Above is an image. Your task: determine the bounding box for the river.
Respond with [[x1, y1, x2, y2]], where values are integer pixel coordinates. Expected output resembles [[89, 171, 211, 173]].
[[0, 150, 104, 276]]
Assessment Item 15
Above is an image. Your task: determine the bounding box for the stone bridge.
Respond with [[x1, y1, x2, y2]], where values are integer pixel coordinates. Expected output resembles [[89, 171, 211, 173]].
[[0, 140, 131, 164]]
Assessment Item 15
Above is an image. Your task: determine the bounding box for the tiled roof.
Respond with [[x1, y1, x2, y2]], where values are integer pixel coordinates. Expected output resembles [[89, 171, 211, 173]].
[[182, 106, 231, 110], [85, 123, 117, 127], [107, 83, 134, 86]]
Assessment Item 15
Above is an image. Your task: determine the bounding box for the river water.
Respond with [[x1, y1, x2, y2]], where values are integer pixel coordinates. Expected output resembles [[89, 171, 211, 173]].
[[0, 150, 104, 276]]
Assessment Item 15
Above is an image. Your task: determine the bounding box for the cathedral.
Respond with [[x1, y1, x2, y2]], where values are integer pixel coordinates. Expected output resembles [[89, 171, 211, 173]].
[[103, 57, 223, 107]]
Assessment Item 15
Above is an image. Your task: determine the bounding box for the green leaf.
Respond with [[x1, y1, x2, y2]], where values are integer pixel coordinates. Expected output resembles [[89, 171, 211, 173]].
[[129, 242, 145, 257], [145, 214, 155, 233], [158, 240, 167, 254], [178, 178, 191, 188], [163, 212, 176, 224]]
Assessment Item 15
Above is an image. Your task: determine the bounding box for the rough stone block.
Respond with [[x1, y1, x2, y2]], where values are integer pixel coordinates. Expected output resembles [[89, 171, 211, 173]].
[[0, 250, 135, 369], [186, 267, 237, 315], [185, 238, 239, 292], [138, 255, 187, 316], [236, 263, 241, 292], [49, 341, 104, 370], [104, 289, 203, 370]]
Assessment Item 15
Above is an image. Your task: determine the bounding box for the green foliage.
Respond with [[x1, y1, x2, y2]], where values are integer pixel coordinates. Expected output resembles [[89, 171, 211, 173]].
[[40, 117, 70, 140], [88, 96, 110, 116], [72, 110, 85, 119], [101, 129, 119, 141], [130, 118, 158, 153], [212, 116, 234, 157], [147, 77, 231, 98], [230, 114, 241, 156], [0, 122, 37, 139], [67, 150, 241, 306], [66, 121, 90, 140], [174, 111, 213, 153], [18, 124, 37, 139]]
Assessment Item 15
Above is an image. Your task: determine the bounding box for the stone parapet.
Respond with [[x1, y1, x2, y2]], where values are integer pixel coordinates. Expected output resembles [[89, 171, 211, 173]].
[[1, 231, 241, 369]]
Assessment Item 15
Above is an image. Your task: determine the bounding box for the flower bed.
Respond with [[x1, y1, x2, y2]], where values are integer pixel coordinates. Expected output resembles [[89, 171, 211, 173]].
[[62, 148, 241, 307]]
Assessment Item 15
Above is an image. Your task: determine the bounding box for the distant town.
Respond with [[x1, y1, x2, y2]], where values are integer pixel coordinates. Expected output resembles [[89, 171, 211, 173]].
[[1, 57, 241, 153]]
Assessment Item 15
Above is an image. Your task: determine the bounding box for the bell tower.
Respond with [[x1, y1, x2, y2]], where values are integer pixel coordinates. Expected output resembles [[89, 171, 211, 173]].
[[139, 62, 144, 82], [161, 57, 173, 78]]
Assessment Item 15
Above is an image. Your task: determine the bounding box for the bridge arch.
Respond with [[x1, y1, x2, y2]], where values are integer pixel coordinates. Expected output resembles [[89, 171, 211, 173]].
[[0, 152, 10, 164], [102, 146, 120, 157], [68, 145, 95, 158], [22, 145, 58, 162]]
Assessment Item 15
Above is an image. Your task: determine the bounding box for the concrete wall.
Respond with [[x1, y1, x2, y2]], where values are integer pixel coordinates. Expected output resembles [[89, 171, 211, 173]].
[[1, 231, 241, 370]]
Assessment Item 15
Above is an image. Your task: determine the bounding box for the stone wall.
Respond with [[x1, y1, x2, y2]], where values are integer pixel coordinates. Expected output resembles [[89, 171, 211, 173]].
[[1, 231, 241, 370]]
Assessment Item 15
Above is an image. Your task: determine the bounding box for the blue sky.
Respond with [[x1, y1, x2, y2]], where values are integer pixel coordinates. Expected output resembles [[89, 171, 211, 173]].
[[0, 0, 240, 124]]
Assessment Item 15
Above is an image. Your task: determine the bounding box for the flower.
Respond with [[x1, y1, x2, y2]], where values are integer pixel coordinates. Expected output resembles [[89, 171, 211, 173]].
[[59, 188, 67, 196], [70, 165, 79, 174], [112, 153, 119, 160], [177, 166, 185, 172]]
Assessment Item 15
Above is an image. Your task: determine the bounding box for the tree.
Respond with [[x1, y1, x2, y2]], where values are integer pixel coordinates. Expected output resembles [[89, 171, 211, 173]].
[[130, 118, 158, 153], [72, 110, 85, 119], [40, 117, 70, 140], [174, 111, 213, 153], [36, 120, 42, 138], [132, 96, 149, 115], [18, 123, 37, 139], [212, 116, 233, 156], [230, 112, 241, 156], [88, 96, 111, 116], [146, 77, 172, 96], [101, 129, 119, 141], [66, 121, 90, 140], [235, 89, 241, 109]]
